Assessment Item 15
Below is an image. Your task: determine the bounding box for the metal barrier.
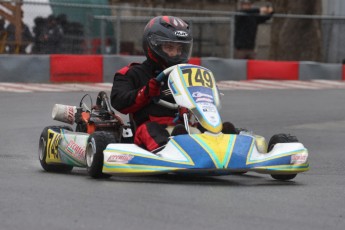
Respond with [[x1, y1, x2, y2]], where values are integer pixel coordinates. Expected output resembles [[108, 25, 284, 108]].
[[94, 15, 235, 58], [1, 0, 345, 63]]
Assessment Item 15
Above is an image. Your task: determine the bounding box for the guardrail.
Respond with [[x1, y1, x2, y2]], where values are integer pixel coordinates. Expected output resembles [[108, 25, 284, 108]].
[[0, 55, 344, 83]]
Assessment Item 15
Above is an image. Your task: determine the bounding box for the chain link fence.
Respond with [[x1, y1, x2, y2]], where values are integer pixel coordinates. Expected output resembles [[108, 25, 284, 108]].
[[0, 0, 345, 63]]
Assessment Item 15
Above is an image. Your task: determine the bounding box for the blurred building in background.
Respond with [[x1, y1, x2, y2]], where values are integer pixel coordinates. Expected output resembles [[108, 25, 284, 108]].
[[0, 0, 345, 63]]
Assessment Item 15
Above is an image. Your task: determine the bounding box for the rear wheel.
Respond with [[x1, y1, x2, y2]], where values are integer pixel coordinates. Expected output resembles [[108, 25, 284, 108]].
[[86, 131, 116, 179], [268, 134, 298, 181], [38, 126, 74, 172]]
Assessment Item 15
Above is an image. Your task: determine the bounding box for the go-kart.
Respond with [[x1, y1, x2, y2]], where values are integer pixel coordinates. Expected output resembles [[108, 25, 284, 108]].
[[38, 64, 309, 181]]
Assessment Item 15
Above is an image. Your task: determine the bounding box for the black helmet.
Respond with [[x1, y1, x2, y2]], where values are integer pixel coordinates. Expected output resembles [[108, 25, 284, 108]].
[[143, 16, 193, 70]]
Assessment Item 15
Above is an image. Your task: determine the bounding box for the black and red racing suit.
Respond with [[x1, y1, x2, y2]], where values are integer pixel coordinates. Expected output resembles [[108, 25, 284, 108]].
[[110, 60, 178, 151]]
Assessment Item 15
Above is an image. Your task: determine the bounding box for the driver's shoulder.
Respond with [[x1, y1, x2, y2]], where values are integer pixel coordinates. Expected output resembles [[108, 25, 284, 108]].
[[117, 62, 142, 75]]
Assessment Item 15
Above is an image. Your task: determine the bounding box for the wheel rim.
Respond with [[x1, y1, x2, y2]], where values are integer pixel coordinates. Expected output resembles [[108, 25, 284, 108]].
[[38, 137, 46, 161], [86, 139, 96, 168]]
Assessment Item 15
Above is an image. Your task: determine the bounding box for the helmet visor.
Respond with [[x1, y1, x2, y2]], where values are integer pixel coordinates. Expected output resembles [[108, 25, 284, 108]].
[[148, 34, 193, 65]]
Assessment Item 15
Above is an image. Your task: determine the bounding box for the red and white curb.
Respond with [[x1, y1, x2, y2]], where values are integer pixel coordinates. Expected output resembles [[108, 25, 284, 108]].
[[1, 80, 345, 93], [218, 80, 345, 90]]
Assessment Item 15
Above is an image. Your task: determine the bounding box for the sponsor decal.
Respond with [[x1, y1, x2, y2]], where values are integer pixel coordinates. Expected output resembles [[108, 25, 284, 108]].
[[202, 106, 216, 112], [65, 140, 85, 161], [196, 97, 213, 103], [291, 154, 308, 164], [64, 106, 75, 124], [174, 30, 188, 37], [199, 102, 217, 113], [107, 154, 134, 163], [192, 91, 213, 99], [192, 91, 214, 103]]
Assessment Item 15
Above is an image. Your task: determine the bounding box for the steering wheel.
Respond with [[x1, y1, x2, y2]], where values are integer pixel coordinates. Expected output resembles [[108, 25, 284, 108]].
[[154, 64, 190, 109], [155, 64, 199, 133]]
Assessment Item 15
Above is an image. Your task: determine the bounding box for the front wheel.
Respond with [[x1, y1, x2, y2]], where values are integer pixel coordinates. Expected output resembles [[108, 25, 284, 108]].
[[38, 126, 74, 172], [85, 131, 116, 179], [271, 174, 297, 181], [268, 133, 298, 181]]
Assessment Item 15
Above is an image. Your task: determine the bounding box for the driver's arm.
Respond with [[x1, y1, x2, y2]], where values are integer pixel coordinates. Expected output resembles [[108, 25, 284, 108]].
[[110, 70, 160, 114]]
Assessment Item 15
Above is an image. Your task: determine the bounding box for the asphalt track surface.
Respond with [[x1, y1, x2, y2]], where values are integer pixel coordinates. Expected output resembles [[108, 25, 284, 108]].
[[1, 88, 345, 230]]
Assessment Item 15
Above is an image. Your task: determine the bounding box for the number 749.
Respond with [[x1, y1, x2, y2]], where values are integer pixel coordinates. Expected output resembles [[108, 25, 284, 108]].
[[182, 68, 214, 88]]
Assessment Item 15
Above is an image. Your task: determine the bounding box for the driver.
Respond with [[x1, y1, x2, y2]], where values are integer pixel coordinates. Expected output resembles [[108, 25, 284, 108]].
[[111, 16, 236, 152], [111, 16, 193, 151]]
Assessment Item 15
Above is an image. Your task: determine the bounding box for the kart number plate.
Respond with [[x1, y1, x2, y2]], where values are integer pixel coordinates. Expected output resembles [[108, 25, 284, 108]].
[[182, 67, 215, 88]]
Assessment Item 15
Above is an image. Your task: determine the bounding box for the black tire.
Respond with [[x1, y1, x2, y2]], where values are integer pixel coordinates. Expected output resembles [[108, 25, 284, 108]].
[[38, 126, 74, 172], [268, 133, 299, 181], [85, 131, 116, 179], [271, 174, 297, 181], [231, 171, 248, 175], [267, 133, 298, 152]]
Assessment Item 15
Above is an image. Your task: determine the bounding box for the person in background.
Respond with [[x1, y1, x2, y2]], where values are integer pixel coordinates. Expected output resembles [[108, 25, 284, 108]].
[[234, 0, 274, 59], [6, 9, 33, 54], [40, 15, 64, 54], [32, 16, 46, 54], [0, 18, 7, 53]]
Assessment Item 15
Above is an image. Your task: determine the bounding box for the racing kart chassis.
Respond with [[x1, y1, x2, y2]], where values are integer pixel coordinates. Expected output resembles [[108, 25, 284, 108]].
[[39, 64, 309, 181]]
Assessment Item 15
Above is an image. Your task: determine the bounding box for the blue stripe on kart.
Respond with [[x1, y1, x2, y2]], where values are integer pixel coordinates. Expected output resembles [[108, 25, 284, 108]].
[[191, 135, 222, 168], [108, 136, 218, 169], [173, 135, 218, 168], [114, 137, 210, 169], [117, 152, 193, 169], [227, 135, 254, 169], [168, 79, 178, 95]]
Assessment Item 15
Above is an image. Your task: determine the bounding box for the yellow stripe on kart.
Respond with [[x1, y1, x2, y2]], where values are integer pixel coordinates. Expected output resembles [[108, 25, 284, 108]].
[[197, 120, 222, 135], [177, 66, 195, 108], [103, 163, 180, 174], [252, 163, 310, 173], [191, 133, 236, 168]]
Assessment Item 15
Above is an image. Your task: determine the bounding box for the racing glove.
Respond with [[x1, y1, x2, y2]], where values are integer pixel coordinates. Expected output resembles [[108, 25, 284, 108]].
[[119, 79, 161, 114], [144, 78, 161, 97], [174, 106, 190, 123]]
